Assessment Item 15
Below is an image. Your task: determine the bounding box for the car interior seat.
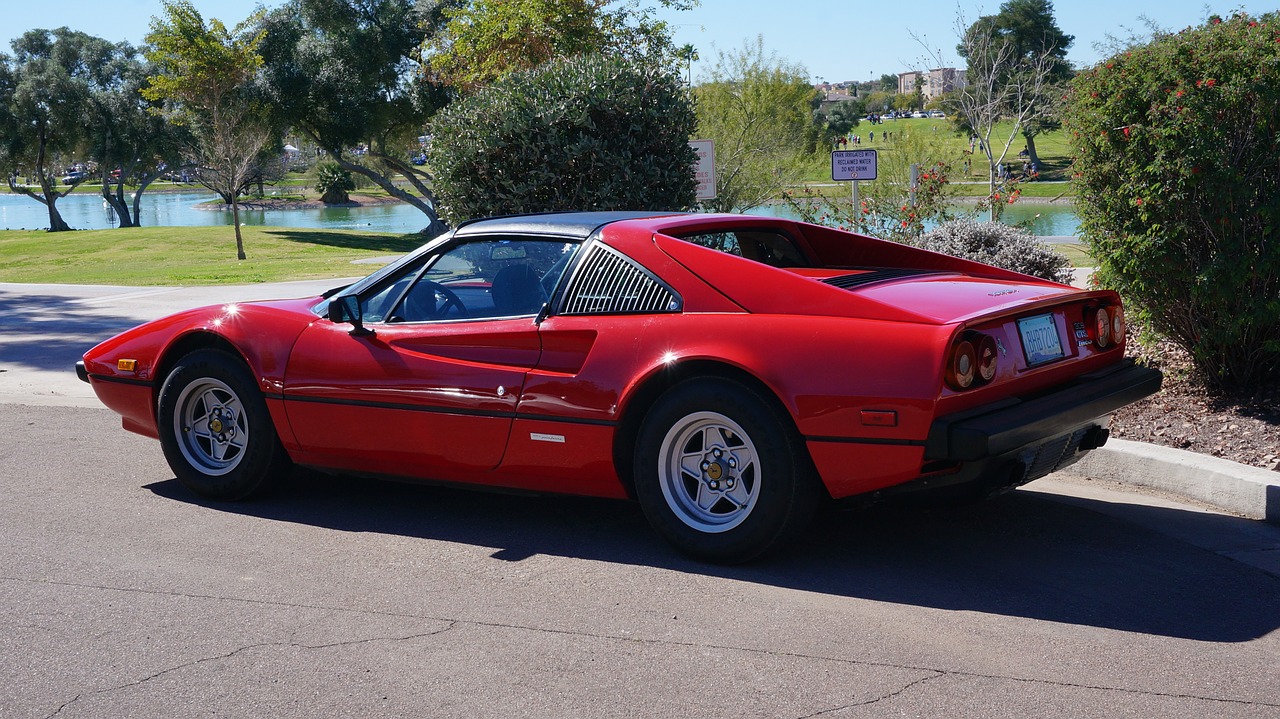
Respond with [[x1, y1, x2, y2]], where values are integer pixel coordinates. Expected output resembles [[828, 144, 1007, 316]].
[[490, 264, 544, 316]]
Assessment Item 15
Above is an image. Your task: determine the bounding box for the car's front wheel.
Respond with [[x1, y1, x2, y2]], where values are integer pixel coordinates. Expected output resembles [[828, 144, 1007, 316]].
[[157, 349, 291, 500], [634, 378, 819, 563]]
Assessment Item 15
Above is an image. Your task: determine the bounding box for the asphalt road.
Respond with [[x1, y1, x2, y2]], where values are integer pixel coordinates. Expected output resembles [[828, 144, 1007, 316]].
[[1, 281, 1278, 717]]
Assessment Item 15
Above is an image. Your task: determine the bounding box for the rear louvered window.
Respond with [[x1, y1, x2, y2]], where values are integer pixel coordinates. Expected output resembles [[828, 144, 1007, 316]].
[[559, 244, 681, 315]]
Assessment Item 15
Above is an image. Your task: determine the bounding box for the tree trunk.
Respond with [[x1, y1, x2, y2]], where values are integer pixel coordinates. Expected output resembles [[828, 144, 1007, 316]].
[[332, 153, 448, 236], [38, 177, 72, 232], [1023, 132, 1041, 170], [989, 165, 999, 222], [232, 198, 246, 260], [130, 173, 162, 227], [45, 200, 72, 232], [103, 180, 137, 228]]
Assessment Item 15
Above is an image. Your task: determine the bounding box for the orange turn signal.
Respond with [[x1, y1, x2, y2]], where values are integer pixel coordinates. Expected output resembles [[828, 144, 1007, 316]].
[[117, 359, 138, 372]]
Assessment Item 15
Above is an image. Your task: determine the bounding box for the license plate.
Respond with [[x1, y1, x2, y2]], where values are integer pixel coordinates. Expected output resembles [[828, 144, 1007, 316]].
[[1017, 313, 1065, 365]]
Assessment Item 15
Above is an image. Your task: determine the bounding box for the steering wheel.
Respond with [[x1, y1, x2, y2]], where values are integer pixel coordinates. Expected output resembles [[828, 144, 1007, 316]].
[[401, 281, 468, 321]]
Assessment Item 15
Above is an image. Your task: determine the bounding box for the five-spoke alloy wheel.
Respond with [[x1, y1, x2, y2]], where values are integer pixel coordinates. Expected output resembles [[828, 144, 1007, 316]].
[[635, 378, 819, 564], [157, 349, 291, 500]]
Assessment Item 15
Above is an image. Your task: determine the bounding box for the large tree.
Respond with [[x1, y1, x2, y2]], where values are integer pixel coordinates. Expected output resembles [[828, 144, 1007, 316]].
[[86, 43, 187, 227], [0, 28, 116, 231], [257, 0, 453, 235], [694, 36, 821, 213], [422, 0, 696, 90], [920, 3, 1063, 218], [958, 0, 1073, 167], [144, 0, 273, 259]]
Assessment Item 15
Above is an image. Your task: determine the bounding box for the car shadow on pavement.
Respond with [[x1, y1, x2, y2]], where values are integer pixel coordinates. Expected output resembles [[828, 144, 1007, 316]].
[[0, 293, 156, 373], [145, 469, 1280, 643]]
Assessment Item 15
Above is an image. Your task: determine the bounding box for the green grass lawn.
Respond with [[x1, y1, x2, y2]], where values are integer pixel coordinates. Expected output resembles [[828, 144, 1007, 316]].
[[808, 117, 1076, 189], [0, 222, 1094, 286], [0, 225, 424, 285]]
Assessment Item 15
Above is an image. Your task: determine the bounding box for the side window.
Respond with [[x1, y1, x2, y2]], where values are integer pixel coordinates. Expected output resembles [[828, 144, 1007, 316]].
[[677, 229, 809, 268], [385, 238, 579, 323]]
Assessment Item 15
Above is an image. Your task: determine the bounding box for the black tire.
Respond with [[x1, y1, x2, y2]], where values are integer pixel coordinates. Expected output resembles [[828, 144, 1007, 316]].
[[157, 349, 292, 500], [633, 377, 820, 563]]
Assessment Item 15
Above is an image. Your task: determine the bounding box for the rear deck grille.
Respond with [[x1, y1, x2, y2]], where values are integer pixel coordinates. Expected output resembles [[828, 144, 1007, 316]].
[[822, 268, 945, 290]]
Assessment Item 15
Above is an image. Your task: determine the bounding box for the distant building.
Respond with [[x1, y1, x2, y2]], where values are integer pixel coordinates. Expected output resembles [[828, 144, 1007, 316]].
[[897, 71, 922, 96], [898, 68, 965, 100]]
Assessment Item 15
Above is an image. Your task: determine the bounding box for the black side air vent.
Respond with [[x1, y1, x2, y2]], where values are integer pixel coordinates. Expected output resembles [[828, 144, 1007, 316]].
[[560, 244, 682, 315], [822, 268, 947, 290]]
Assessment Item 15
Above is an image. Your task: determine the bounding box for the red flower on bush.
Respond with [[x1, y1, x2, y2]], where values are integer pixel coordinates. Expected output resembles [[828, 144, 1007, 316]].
[[1123, 127, 1131, 138]]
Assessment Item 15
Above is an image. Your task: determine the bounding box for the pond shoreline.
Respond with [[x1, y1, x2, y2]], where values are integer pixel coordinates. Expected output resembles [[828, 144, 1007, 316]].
[[192, 193, 403, 211]]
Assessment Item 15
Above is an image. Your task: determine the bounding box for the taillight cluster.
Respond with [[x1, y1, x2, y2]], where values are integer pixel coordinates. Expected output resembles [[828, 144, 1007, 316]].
[[1085, 303, 1126, 350], [945, 331, 999, 390]]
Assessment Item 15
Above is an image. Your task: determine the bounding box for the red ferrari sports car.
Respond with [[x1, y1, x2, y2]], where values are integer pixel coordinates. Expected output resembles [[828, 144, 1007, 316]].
[[79, 212, 1161, 562]]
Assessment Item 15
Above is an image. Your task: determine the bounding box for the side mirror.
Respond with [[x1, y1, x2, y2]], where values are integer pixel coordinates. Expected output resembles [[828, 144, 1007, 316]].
[[328, 295, 374, 337]]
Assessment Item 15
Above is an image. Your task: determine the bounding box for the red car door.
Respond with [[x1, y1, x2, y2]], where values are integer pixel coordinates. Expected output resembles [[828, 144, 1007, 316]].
[[282, 316, 541, 482]]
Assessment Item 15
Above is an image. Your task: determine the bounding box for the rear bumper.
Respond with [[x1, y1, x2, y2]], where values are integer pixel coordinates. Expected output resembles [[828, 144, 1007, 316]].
[[925, 360, 1163, 463]]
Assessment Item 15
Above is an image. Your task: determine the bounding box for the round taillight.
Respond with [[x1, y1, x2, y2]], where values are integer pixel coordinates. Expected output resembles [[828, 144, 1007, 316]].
[[948, 339, 977, 390], [1111, 305, 1125, 344], [1094, 307, 1112, 349], [976, 334, 999, 382]]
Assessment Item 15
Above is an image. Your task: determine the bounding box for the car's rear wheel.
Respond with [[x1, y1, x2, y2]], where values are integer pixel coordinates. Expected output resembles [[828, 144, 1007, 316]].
[[157, 349, 291, 500], [634, 378, 819, 563]]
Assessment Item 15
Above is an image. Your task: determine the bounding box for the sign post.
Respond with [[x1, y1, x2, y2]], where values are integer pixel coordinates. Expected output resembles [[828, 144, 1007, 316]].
[[831, 149, 877, 213]]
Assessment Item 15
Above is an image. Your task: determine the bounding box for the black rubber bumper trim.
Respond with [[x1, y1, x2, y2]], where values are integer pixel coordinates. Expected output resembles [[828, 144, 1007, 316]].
[[924, 360, 1163, 462], [76, 361, 89, 384], [83, 372, 153, 388]]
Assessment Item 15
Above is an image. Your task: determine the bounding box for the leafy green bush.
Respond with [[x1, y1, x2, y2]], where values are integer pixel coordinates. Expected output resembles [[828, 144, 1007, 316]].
[[315, 162, 355, 205], [1065, 13, 1280, 390], [426, 53, 697, 223], [916, 219, 1072, 283]]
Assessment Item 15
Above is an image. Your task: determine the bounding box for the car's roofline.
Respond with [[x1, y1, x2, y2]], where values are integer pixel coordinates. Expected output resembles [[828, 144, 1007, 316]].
[[454, 211, 688, 239]]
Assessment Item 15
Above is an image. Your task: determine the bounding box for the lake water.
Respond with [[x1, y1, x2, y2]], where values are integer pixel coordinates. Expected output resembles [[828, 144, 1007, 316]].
[[0, 191, 1081, 237], [0, 191, 435, 234], [749, 201, 1080, 237]]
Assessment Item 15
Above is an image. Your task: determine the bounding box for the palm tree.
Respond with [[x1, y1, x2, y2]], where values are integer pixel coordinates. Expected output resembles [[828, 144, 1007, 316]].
[[677, 43, 698, 86]]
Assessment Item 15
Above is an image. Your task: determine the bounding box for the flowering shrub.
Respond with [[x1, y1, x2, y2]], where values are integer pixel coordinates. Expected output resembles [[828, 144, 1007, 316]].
[[1065, 13, 1280, 390], [915, 219, 1072, 283], [782, 157, 957, 244]]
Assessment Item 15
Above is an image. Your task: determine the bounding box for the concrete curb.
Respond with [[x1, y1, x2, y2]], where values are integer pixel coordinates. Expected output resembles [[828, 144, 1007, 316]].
[[1065, 438, 1280, 523]]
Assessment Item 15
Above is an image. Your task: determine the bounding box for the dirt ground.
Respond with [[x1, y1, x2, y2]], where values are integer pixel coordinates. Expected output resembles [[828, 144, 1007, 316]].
[[1111, 334, 1280, 472]]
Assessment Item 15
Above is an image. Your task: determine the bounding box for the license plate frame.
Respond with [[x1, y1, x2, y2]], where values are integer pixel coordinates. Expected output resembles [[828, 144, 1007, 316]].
[[1017, 313, 1065, 366]]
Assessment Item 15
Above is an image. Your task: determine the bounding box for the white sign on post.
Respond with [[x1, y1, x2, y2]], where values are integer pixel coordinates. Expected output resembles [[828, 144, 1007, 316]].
[[690, 139, 716, 200], [831, 149, 878, 181]]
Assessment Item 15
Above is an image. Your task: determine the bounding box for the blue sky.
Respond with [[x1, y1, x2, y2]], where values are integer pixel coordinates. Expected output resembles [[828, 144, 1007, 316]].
[[4, 0, 1276, 80]]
